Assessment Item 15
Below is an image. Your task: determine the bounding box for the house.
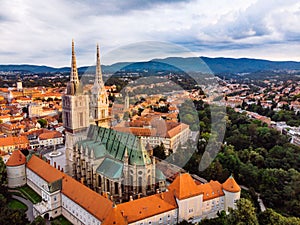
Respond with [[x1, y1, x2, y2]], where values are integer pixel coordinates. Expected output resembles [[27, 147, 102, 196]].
[[38, 130, 63, 147]]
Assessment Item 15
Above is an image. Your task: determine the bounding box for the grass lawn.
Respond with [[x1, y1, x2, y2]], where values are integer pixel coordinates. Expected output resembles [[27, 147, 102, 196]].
[[52, 215, 73, 225], [18, 185, 42, 204], [8, 199, 28, 210]]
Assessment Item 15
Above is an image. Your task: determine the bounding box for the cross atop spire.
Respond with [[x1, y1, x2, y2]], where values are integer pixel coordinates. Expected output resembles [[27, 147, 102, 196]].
[[71, 39, 79, 84], [95, 43, 104, 88]]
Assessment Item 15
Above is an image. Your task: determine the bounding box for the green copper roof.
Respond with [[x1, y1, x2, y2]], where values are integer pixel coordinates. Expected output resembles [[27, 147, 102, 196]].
[[76, 125, 152, 166], [88, 142, 106, 159], [96, 157, 123, 179], [155, 168, 166, 181]]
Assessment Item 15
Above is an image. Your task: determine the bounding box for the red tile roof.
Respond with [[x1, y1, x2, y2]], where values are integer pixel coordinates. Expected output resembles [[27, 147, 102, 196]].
[[168, 173, 202, 200], [197, 181, 224, 201], [0, 136, 29, 147], [102, 205, 127, 225], [26, 155, 64, 183], [222, 176, 240, 193], [26, 155, 114, 222], [61, 174, 113, 222], [6, 150, 26, 166], [39, 130, 62, 140], [118, 191, 177, 223]]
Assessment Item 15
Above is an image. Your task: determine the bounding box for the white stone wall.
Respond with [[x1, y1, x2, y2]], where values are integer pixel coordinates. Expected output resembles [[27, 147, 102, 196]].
[[39, 137, 63, 147], [129, 209, 178, 225], [141, 126, 190, 152], [176, 194, 203, 223], [201, 196, 225, 219], [223, 190, 240, 211], [61, 194, 101, 225], [7, 165, 26, 188], [26, 168, 48, 195]]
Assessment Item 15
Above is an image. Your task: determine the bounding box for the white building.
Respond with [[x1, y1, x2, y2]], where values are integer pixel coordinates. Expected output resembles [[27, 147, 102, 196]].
[[6, 152, 240, 225], [38, 130, 63, 147]]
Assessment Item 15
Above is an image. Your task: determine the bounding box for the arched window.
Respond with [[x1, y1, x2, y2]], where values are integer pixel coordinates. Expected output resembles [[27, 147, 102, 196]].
[[115, 182, 119, 195], [138, 177, 143, 193], [106, 179, 110, 191], [98, 175, 102, 187], [147, 175, 151, 190]]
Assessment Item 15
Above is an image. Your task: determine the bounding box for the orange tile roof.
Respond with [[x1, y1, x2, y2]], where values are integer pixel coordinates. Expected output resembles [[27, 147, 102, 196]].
[[6, 150, 26, 166], [26, 155, 64, 183], [197, 180, 224, 201], [39, 130, 62, 140], [118, 191, 177, 223], [222, 176, 241, 193], [166, 123, 189, 138], [102, 205, 127, 225], [0, 136, 29, 147], [61, 174, 113, 222], [168, 173, 202, 200], [27, 155, 114, 222]]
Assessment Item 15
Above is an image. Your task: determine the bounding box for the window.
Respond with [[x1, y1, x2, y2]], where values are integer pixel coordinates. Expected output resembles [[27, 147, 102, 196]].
[[79, 112, 83, 127]]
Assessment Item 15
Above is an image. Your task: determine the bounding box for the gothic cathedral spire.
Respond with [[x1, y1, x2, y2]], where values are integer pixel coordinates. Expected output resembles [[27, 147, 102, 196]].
[[67, 39, 81, 95], [63, 39, 89, 160], [71, 39, 79, 84], [89, 43, 110, 127], [95, 44, 104, 88]]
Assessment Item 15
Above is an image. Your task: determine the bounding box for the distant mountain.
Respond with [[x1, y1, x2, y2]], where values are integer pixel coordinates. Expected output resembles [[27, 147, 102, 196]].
[[152, 57, 300, 74], [0, 65, 59, 73], [200, 57, 300, 74], [1, 57, 300, 75]]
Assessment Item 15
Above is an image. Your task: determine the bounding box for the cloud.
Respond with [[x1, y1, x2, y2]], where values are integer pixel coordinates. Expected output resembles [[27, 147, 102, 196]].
[[79, 0, 192, 15], [0, 0, 300, 66]]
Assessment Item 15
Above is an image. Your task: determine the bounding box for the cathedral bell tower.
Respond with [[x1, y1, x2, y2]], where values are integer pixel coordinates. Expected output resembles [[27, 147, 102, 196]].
[[62, 40, 89, 162], [89, 44, 110, 127]]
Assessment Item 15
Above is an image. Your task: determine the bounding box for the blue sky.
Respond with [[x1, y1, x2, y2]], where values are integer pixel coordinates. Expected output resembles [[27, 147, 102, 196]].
[[1, 0, 300, 66]]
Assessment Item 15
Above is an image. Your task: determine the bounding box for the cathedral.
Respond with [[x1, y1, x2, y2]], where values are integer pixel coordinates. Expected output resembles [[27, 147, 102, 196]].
[[62, 41, 165, 202]]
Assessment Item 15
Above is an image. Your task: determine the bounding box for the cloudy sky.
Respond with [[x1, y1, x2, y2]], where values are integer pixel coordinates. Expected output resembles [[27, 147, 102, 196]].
[[1, 0, 300, 67]]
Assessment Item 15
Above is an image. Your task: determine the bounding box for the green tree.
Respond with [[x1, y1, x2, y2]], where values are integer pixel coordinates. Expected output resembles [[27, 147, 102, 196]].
[[258, 208, 300, 225], [37, 118, 47, 128], [227, 198, 259, 225], [153, 143, 166, 160], [31, 216, 46, 225]]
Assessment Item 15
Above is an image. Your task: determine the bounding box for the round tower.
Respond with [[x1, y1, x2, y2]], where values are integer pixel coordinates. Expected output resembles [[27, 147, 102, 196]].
[[6, 150, 27, 188], [222, 175, 241, 211]]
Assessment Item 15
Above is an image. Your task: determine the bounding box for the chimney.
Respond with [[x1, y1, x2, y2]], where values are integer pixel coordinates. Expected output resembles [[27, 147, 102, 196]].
[[129, 196, 133, 201], [138, 193, 141, 199], [47, 159, 50, 164], [80, 177, 84, 184], [161, 192, 164, 200], [121, 211, 124, 216], [58, 165, 60, 170], [39, 154, 42, 159], [61, 167, 64, 172], [54, 162, 56, 168]]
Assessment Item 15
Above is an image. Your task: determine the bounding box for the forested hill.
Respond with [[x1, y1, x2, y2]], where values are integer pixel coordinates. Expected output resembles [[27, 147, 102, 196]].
[[1, 57, 300, 74]]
